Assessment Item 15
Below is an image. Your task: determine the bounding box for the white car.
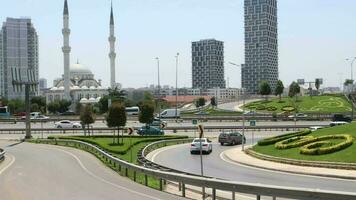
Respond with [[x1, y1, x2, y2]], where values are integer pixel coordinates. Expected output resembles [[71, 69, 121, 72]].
[[190, 138, 213, 154], [55, 120, 82, 129], [330, 121, 349, 127], [309, 126, 323, 131], [288, 113, 308, 119]]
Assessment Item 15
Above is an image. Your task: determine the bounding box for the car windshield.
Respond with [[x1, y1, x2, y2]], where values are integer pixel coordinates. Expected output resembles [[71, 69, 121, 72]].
[[193, 139, 206, 143]]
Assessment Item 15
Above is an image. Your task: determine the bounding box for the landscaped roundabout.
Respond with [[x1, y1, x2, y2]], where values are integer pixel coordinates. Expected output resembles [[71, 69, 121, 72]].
[[245, 94, 352, 114], [252, 123, 356, 164]]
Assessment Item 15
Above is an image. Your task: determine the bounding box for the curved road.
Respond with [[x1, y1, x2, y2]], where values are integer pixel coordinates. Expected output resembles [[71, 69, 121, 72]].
[[149, 140, 356, 193], [0, 141, 184, 200]]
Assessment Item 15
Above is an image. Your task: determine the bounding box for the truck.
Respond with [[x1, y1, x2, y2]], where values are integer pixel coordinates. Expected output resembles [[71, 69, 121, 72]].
[[159, 109, 180, 118]]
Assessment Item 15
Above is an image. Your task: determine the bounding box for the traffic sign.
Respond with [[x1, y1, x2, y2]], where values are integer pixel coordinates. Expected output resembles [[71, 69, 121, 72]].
[[160, 123, 166, 129], [128, 127, 134, 135], [250, 120, 256, 127], [198, 125, 204, 138]]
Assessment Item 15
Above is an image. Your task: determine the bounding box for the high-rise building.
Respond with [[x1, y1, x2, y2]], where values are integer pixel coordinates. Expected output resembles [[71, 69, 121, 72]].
[[39, 78, 47, 89], [0, 18, 39, 100], [192, 39, 225, 89], [242, 0, 279, 94]]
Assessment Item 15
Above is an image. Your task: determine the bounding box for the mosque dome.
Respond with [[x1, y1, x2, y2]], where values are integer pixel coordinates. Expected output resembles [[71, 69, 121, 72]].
[[70, 63, 92, 75]]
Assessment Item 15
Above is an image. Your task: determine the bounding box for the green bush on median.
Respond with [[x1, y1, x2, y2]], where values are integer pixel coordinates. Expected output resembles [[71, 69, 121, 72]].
[[275, 136, 316, 149], [257, 130, 312, 146], [300, 134, 354, 155]]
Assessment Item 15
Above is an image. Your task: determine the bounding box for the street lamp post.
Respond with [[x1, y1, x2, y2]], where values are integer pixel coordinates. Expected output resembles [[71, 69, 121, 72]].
[[175, 53, 179, 121], [155, 57, 161, 119], [346, 57, 356, 120], [228, 62, 246, 151]]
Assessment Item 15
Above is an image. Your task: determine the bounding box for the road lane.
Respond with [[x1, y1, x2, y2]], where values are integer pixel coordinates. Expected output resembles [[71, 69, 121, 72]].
[[0, 141, 185, 200], [149, 140, 356, 193]]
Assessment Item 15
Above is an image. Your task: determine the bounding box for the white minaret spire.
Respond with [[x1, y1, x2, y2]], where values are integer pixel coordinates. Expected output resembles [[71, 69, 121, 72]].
[[109, 0, 117, 88], [62, 0, 71, 100]]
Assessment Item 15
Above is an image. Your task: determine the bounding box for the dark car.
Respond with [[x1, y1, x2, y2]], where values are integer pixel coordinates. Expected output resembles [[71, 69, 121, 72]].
[[332, 114, 351, 123], [137, 126, 164, 136], [60, 111, 76, 116], [218, 132, 246, 146]]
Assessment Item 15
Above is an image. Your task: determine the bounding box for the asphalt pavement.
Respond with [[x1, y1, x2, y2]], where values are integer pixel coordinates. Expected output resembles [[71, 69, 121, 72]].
[[0, 141, 185, 200], [148, 138, 356, 193]]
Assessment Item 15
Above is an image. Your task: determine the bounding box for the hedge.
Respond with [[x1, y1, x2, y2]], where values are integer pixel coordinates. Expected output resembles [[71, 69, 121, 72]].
[[275, 136, 316, 149], [257, 130, 311, 146], [282, 106, 295, 112], [47, 135, 188, 155], [267, 106, 278, 111], [256, 105, 266, 110], [300, 134, 353, 155]]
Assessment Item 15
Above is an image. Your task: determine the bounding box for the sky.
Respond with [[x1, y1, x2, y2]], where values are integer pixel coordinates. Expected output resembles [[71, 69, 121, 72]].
[[1, 0, 356, 89]]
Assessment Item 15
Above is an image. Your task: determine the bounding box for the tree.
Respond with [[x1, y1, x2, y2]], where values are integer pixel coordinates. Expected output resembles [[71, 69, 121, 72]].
[[315, 79, 321, 95], [259, 80, 272, 101], [194, 97, 206, 109], [80, 105, 96, 136], [7, 99, 25, 114], [31, 96, 46, 113], [97, 95, 110, 114], [344, 79, 354, 86], [58, 100, 72, 113], [47, 102, 60, 114], [210, 97, 217, 108], [139, 102, 155, 125], [31, 103, 40, 112], [288, 82, 301, 98], [274, 80, 284, 102], [106, 103, 127, 144]]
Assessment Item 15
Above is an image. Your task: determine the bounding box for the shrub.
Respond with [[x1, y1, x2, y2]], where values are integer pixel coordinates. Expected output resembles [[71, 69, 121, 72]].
[[256, 105, 266, 110], [257, 130, 311, 146], [275, 136, 316, 149], [282, 106, 295, 112], [300, 134, 353, 155], [267, 106, 277, 111]]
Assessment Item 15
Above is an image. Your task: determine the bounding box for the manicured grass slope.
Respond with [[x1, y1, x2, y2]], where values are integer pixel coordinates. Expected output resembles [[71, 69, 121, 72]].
[[253, 123, 356, 163], [246, 95, 351, 113]]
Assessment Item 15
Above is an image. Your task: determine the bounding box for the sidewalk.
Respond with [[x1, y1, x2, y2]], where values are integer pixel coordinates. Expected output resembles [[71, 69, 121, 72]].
[[223, 147, 356, 180]]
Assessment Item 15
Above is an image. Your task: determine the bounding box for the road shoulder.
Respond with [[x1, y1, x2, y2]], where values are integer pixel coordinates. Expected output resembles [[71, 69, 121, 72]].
[[222, 147, 356, 180]]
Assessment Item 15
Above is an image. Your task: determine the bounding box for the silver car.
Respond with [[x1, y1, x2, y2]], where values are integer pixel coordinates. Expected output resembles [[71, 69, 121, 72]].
[[218, 132, 246, 146]]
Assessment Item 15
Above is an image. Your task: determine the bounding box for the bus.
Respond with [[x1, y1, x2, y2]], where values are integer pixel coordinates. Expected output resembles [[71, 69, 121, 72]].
[[125, 106, 140, 116], [0, 106, 10, 118]]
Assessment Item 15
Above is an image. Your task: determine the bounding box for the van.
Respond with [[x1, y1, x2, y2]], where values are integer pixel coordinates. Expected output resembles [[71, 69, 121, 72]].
[[160, 109, 180, 118], [126, 107, 140, 116]]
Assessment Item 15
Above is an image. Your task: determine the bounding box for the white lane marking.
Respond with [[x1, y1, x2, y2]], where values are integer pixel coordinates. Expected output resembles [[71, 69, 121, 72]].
[[219, 151, 356, 182], [0, 154, 16, 176], [151, 144, 187, 162], [40, 146, 163, 200]]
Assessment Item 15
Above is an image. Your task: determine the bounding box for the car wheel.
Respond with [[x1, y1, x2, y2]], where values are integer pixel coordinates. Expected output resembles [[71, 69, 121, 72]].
[[57, 125, 62, 129], [73, 125, 77, 128], [220, 142, 224, 146]]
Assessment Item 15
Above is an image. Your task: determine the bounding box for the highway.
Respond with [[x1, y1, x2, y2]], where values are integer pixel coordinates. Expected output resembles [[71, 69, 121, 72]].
[[0, 141, 185, 200], [148, 138, 356, 194], [0, 120, 330, 129]]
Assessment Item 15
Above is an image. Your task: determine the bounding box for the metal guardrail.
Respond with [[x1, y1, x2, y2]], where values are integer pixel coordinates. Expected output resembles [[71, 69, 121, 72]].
[[0, 148, 5, 162], [36, 139, 356, 200], [0, 125, 327, 135]]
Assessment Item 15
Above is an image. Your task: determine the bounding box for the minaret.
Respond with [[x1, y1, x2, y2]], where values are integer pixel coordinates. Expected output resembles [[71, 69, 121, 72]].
[[62, 0, 71, 100], [109, 1, 117, 88]]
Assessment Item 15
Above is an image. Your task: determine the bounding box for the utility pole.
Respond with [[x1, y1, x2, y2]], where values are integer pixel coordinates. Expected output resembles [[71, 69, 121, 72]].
[[155, 57, 161, 119], [13, 78, 38, 139], [175, 53, 179, 121]]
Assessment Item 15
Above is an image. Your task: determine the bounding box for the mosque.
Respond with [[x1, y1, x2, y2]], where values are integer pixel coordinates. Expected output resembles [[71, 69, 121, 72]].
[[45, 0, 119, 104]]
